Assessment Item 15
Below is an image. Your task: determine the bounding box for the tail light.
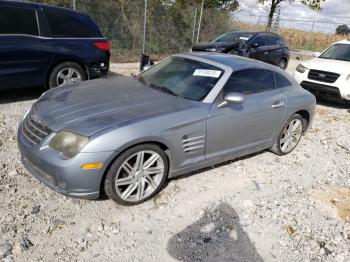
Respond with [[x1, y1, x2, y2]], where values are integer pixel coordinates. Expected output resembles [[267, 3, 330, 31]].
[[94, 41, 110, 51]]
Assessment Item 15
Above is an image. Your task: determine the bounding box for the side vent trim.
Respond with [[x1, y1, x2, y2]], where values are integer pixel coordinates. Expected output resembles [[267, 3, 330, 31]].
[[182, 135, 206, 153]]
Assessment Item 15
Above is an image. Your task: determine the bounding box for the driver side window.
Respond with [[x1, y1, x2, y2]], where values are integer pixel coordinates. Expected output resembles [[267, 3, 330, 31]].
[[223, 69, 275, 95], [250, 36, 266, 47]]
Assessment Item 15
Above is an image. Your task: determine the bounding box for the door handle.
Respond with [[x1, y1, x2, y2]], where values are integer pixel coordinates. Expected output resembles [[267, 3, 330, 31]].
[[264, 51, 269, 55], [271, 101, 285, 108]]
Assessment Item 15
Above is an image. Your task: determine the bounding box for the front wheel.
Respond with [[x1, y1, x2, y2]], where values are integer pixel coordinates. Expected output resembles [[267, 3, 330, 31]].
[[270, 114, 306, 155], [104, 144, 169, 205]]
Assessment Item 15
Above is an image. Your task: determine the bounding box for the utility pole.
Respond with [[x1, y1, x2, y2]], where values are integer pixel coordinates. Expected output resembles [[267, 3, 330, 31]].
[[142, 0, 148, 54], [306, 21, 316, 51], [72, 0, 76, 10], [196, 0, 204, 44], [192, 7, 198, 46]]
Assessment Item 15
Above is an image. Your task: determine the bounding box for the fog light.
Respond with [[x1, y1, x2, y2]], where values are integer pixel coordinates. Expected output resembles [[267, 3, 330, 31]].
[[81, 162, 103, 169]]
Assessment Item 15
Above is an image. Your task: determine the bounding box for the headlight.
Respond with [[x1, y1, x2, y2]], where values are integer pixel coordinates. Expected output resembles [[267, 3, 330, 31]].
[[49, 131, 89, 158], [296, 64, 307, 73]]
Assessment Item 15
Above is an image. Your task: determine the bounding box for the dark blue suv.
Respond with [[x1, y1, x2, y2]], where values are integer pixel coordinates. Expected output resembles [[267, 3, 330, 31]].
[[0, 1, 110, 90]]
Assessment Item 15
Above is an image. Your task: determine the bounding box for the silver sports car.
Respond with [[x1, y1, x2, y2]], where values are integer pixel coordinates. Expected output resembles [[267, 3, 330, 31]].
[[18, 53, 316, 205]]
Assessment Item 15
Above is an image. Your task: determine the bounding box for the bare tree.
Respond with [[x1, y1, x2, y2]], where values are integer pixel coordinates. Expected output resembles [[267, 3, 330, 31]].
[[258, 0, 325, 31]]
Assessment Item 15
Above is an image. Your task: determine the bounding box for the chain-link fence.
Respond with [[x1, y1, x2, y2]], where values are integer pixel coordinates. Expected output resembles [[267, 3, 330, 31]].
[[27, 0, 350, 61], [28, 0, 234, 61]]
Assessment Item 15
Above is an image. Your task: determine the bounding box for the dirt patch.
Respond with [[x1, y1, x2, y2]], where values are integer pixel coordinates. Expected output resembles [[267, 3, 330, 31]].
[[315, 187, 350, 223]]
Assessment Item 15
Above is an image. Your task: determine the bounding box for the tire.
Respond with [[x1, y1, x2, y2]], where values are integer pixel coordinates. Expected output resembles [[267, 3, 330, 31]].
[[270, 114, 307, 156], [48, 62, 86, 89], [104, 144, 169, 206], [277, 58, 288, 70]]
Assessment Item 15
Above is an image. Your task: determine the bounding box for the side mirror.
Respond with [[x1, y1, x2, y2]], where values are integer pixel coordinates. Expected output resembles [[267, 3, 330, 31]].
[[218, 92, 245, 108], [250, 42, 259, 48], [313, 52, 321, 57]]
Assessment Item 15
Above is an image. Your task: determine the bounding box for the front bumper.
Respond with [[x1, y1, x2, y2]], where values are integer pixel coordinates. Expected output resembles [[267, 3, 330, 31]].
[[294, 70, 350, 102], [17, 122, 116, 199]]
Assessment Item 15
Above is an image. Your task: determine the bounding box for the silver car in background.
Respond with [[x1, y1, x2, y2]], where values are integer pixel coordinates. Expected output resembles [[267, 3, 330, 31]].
[[18, 53, 316, 205]]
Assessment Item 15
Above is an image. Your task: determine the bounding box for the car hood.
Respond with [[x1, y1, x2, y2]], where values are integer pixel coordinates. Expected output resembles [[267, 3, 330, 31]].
[[192, 41, 241, 51], [303, 57, 350, 74], [32, 77, 198, 136]]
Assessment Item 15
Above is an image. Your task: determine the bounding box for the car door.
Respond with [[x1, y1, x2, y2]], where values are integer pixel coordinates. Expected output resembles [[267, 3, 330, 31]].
[[206, 68, 286, 159], [0, 5, 53, 89], [267, 35, 283, 65], [248, 35, 269, 63]]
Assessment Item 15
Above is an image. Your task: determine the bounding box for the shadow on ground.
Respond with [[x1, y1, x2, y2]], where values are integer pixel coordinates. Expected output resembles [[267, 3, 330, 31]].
[[0, 86, 44, 104], [167, 203, 263, 262], [0, 73, 121, 105], [316, 99, 349, 110]]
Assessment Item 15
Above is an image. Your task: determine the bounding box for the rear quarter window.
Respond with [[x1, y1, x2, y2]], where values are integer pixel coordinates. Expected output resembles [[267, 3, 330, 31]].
[[0, 6, 38, 35], [267, 35, 280, 46], [44, 9, 102, 38], [275, 73, 292, 88]]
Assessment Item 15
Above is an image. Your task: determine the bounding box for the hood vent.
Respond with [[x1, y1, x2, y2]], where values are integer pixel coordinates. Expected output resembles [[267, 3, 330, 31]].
[[182, 135, 205, 153]]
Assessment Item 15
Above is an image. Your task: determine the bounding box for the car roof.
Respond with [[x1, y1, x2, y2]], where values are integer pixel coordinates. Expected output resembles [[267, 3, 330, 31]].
[[0, 0, 87, 15], [225, 31, 280, 37], [224, 31, 254, 35], [181, 52, 278, 71]]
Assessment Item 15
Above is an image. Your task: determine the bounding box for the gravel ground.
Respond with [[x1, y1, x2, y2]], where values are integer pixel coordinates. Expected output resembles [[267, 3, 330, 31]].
[[0, 59, 349, 262]]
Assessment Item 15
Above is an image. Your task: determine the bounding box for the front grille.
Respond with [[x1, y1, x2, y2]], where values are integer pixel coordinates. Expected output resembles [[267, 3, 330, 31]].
[[22, 112, 51, 145], [308, 69, 340, 83], [301, 81, 341, 100]]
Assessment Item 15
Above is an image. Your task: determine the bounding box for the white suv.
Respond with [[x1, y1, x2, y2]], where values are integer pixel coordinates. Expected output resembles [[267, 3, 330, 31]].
[[294, 40, 350, 105]]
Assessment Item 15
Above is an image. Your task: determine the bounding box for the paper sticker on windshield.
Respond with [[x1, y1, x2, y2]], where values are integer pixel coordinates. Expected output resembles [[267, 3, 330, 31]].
[[193, 69, 221, 78]]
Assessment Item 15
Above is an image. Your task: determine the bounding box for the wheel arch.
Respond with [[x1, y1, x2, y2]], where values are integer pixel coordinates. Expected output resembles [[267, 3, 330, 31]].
[[45, 59, 90, 88], [293, 109, 311, 131], [98, 140, 171, 196]]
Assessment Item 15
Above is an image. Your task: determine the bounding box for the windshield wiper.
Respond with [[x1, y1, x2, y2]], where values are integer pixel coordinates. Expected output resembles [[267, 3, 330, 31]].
[[149, 84, 183, 98], [137, 75, 148, 85]]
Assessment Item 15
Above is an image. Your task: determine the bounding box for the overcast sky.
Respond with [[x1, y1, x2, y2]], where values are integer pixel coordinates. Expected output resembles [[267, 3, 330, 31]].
[[234, 0, 350, 33]]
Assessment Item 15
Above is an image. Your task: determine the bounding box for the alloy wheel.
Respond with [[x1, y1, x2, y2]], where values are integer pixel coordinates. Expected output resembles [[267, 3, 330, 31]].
[[278, 59, 287, 70], [56, 67, 82, 87], [280, 119, 303, 153], [114, 150, 165, 202]]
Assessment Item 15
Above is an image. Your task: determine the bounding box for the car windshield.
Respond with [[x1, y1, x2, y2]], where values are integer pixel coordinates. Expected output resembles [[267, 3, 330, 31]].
[[138, 57, 224, 101], [213, 32, 252, 43], [319, 44, 350, 62]]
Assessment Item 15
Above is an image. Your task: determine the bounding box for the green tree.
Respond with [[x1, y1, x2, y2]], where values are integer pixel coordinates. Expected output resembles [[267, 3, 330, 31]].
[[258, 0, 325, 31], [335, 24, 350, 35]]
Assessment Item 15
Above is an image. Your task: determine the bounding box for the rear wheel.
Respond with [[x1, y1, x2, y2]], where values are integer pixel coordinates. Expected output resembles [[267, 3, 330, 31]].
[[48, 62, 86, 89], [270, 114, 306, 155], [277, 58, 287, 70], [104, 144, 169, 205]]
